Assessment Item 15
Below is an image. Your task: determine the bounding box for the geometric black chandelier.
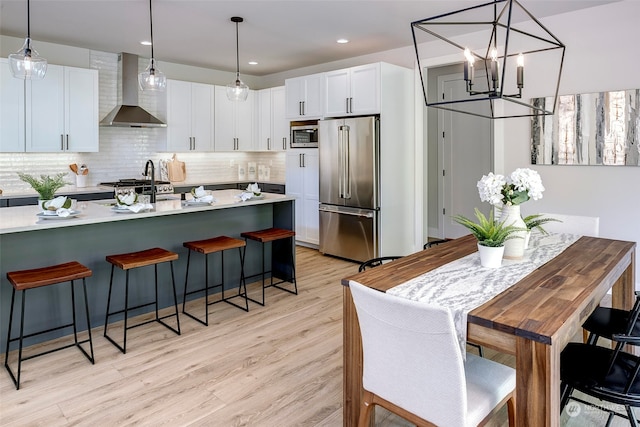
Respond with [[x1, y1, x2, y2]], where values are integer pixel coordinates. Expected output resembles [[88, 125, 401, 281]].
[[412, 0, 565, 119]]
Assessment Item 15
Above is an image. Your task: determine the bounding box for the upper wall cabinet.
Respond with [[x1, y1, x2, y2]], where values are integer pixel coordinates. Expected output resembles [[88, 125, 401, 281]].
[[164, 79, 214, 152], [285, 73, 323, 120], [0, 58, 25, 152], [28, 65, 99, 152], [324, 63, 380, 117], [257, 86, 288, 151], [1, 62, 99, 153], [214, 86, 256, 151]]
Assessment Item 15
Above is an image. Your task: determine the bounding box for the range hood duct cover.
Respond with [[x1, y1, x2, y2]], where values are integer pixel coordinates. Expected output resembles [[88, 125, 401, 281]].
[[100, 53, 166, 128]]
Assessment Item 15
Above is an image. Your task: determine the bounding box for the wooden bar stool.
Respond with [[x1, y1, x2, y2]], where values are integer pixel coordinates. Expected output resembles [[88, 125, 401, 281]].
[[183, 236, 249, 326], [240, 227, 297, 306], [4, 261, 94, 390], [104, 248, 181, 354]]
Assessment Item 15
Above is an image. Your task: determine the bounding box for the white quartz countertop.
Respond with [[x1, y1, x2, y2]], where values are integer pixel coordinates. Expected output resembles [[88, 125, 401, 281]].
[[0, 190, 294, 235]]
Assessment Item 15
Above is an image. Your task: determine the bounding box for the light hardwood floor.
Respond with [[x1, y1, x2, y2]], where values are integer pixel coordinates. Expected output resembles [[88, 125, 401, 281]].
[[0, 247, 628, 426]]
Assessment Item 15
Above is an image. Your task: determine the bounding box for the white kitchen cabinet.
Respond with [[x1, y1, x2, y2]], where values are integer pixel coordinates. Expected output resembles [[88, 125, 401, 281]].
[[27, 64, 99, 152], [214, 85, 256, 151], [324, 63, 380, 117], [257, 86, 289, 151], [0, 58, 25, 152], [285, 73, 323, 120], [165, 80, 214, 152], [285, 149, 319, 245]]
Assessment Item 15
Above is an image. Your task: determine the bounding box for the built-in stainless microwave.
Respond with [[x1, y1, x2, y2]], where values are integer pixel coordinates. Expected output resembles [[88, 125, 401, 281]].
[[290, 122, 319, 148]]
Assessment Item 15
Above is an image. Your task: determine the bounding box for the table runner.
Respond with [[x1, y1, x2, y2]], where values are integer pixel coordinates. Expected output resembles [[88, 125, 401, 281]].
[[387, 232, 581, 356]]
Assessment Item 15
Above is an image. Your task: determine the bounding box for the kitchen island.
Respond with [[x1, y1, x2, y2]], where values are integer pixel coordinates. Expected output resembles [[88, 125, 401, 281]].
[[0, 190, 295, 353]]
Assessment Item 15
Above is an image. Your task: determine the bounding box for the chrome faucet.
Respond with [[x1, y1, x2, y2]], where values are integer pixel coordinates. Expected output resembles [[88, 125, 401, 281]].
[[143, 159, 156, 203]]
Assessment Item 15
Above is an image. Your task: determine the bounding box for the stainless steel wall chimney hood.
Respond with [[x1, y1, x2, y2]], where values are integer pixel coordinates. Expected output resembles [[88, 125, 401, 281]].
[[100, 53, 166, 128]]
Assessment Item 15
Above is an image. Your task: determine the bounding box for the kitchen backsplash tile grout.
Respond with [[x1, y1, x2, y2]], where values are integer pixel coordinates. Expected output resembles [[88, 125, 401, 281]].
[[0, 50, 285, 195]]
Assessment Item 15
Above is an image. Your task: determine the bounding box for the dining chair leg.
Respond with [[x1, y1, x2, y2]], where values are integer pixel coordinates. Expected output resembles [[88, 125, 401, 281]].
[[358, 390, 375, 427], [506, 395, 516, 427]]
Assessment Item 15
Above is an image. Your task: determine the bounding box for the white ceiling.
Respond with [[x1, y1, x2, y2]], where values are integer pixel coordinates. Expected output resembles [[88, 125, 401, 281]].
[[0, 0, 618, 76]]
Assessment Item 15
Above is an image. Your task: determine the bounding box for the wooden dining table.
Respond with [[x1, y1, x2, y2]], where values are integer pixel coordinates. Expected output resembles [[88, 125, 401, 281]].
[[341, 234, 636, 426]]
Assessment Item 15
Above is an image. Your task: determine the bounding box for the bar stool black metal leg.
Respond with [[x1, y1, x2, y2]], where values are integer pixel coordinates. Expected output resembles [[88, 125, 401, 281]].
[[71, 280, 78, 346], [4, 288, 18, 389], [170, 261, 181, 334], [81, 278, 95, 363], [205, 254, 210, 325]]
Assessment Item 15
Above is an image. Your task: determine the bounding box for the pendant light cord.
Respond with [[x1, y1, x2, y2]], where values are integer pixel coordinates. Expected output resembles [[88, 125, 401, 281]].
[[26, 0, 31, 38], [149, 0, 155, 61], [235, 20, 240, 79]]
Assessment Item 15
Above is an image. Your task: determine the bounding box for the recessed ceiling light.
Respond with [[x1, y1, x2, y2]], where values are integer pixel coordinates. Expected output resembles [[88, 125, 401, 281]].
[[248, 61, 258, 65], [337, 38, 349, 44], [140, 40, 152, 46]]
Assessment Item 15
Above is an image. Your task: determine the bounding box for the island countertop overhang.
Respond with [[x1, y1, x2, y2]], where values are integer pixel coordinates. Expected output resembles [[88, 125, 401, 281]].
[[0, 190, 295, 235]]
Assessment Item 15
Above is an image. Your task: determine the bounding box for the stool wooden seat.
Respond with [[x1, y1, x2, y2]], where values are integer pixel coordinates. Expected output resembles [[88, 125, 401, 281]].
[[106, 247, 178, 270], [242, 228, 296, 244], [5, 261, 94, 390], [183, 236, 248, 325], [241, 227, 297, 306], [104, 248, 181, 354]]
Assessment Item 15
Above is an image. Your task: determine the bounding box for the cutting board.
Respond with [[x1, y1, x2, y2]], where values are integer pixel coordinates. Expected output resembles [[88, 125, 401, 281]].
[[167, 154, 186, 182]]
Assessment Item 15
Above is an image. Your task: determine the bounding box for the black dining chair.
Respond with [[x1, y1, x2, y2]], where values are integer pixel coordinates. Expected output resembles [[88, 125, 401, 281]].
[[560, 332, 640, 425], [582, 291, 640, 346]]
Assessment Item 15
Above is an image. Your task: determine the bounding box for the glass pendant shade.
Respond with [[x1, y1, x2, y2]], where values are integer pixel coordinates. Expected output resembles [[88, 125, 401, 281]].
[[139, 58, 166, 91], [9, 39, 47, 80], [226, 78, 249, 101]]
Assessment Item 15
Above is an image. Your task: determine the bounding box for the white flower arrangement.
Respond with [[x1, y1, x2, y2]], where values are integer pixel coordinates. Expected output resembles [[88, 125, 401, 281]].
[[477, 168, 545, 206]]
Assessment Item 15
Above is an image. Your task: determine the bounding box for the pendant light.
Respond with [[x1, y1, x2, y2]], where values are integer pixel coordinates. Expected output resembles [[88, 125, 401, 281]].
[[226, 16, 249, 102], [8, 0, 47, 80], [138, 0, 166, 91]]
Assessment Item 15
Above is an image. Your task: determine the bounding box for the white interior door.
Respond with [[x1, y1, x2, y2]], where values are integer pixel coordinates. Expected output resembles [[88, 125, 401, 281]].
[[438, 73, 492, 239]]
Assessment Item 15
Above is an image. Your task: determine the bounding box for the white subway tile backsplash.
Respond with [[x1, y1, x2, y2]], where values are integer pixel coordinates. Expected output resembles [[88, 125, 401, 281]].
[[0, 50, 285, 195]]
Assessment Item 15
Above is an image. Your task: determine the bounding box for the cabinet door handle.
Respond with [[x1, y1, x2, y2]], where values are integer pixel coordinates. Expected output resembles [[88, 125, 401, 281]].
[[299, 153, 302, 167], [283, 137, 287, 150], [302, 101, 305, 116], [66, 134, 69, 150], [302, 153, 305, 168], [192, 137, 196, 150], [349, 97, 353, 113], [346, 98, 349, 113], [60, 134, 64, 151], [267, 137, 271, 150]]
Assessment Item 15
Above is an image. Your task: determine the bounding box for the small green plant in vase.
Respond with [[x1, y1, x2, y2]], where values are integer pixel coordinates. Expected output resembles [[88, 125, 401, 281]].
[[453, 208, 525, 267], [521, 214, 561, 249], [17, 172, 72, 207], [522, 214, 561, 235]]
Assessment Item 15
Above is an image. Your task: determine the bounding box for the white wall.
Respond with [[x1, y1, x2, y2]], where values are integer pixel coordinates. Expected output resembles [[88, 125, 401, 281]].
[[500, 1, 640, 285]]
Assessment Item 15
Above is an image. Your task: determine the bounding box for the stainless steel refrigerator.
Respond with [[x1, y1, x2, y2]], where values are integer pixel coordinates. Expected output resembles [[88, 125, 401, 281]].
[[319, 116, 379, 262]]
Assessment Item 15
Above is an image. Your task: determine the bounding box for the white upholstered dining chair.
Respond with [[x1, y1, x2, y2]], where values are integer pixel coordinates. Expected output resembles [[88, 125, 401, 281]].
[[539, 213, 600, 237], [349, 280, 516, 427]]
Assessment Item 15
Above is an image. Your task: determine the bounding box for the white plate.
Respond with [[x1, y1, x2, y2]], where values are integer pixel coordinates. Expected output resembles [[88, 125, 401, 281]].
[[111, 206, 137, 214], [36, 210, 81, 220]]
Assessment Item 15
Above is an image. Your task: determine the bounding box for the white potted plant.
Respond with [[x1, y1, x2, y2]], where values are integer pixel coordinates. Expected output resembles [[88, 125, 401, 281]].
[[453, 208, 524, 268]]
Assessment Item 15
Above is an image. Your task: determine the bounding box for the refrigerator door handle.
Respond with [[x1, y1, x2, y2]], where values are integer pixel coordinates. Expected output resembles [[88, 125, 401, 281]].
[[338, 125, 351, 199], [319, 205, 374, 218]]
